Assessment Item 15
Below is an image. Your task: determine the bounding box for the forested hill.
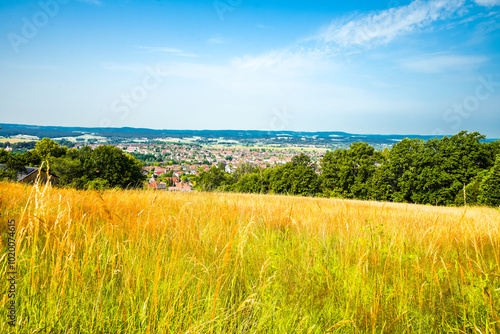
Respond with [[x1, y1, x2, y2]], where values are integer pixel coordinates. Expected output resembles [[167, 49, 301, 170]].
[[1, 123, 497, 147]]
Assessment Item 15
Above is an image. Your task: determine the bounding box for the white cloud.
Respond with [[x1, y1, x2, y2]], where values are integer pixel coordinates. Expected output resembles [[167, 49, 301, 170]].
[[314, 0, 465, 48], [401, 54, 488, 73], [101, 62, 147, 73], [207, 37, 228, 45], [473, 0, 500, 6], [78, 0, 102, 5], [229, 0, 469, 72], [256, 24, 273, 29], [4, 63, 58, 70], [135, 46, 197, 57], [228, 39, 331, 72]]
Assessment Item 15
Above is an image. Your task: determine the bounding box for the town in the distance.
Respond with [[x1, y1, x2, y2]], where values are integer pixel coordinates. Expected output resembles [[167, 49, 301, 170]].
[[0, 132, 330, 192], [1, 123, 499, 204]]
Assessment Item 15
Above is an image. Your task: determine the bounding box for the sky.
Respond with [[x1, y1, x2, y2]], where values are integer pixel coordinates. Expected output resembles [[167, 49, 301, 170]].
[[0, 0, 499, 137]]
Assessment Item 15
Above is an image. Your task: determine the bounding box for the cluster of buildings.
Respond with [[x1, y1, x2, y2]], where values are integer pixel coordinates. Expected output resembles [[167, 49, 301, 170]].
[[110, 143, 325, 192], [114, 143, 324, 167], [2, 139, 327, 191], [67, 142, 326, 191]]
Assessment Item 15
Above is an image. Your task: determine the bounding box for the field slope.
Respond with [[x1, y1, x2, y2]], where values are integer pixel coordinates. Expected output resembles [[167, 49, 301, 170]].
[[1, 182, 500, 333]]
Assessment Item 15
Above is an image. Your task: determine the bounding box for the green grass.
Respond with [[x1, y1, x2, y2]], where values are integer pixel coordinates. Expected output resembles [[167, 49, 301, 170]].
[[1, 181, 499, 333]]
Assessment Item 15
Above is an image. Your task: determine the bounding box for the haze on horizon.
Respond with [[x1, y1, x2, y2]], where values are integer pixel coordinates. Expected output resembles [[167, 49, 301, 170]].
[[0, 0, 499, 137]]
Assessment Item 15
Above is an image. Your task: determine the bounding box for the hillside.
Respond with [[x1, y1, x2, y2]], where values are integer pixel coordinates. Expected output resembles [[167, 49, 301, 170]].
[[1, 182, 499, 333], [5, 122, 498, 150]]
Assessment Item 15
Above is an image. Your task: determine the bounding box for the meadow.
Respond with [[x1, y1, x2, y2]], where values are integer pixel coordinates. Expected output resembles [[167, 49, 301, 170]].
[[1, 180, 499, 333]]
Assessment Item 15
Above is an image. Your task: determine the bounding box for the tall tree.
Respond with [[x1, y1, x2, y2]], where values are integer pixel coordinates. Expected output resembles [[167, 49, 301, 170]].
[[195, 165, 233, 191], [35, 138, 66, 160], [478, 156, 500, 207], [82, 145, 146, 189], [0, 150, 26, 181], [321, 143, 382, 199]]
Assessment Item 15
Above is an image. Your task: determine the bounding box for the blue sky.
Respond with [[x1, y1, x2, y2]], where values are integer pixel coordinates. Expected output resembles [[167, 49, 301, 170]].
[[0, 0, 499, 136]]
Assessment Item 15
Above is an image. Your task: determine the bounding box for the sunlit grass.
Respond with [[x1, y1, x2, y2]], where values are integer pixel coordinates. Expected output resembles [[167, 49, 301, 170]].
[[1, 181, 499, 333]]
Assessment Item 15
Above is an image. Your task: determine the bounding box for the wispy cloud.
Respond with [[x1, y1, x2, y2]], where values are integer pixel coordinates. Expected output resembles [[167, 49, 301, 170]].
[[78, 0, 102, 5], [233, 0, 469, 71], [207, 37, 228, 45], [400, 54, 488, 73], [473, 0, 500, 6], [313, 0, 465, 48], [464, 11, 500, 44], [232, 48, 332, 73], [135, 46, 197, 57], [4, 63, 58, 70], [101, 62, 147, 73]]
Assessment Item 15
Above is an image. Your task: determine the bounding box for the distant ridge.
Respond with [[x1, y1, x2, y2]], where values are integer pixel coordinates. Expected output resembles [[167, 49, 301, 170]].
[[1, 123, 488, 139], [0, 123, 497, 148]]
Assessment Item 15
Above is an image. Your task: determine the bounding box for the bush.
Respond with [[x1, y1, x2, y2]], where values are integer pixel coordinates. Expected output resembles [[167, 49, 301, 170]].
[[478, 156, 500, 207], [86, 178, 110, 191]]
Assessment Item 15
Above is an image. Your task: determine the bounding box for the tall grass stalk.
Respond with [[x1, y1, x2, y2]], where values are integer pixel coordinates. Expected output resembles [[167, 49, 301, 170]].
[[0, 181, 499, 333]]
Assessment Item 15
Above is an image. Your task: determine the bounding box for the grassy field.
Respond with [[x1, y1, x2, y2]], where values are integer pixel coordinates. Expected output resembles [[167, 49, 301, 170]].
[[0, 139, 36, 144], [1, 181, 499, 333]]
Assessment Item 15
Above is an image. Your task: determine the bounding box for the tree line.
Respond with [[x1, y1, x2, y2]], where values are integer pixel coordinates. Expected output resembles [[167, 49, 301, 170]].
[[193, 131, 500, 207], [1, 132, 499, 206], [0, 138, 145, 190]]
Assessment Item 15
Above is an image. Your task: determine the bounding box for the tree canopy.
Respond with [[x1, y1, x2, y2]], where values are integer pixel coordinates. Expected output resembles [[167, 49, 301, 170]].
[[194, 132, 500, 207], [1, 133, 498, 207], [1, 139, 145, 189]]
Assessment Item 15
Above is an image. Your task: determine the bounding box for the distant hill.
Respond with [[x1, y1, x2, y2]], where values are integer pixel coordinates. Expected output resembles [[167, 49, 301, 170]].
[[0, 123, 497, 148]]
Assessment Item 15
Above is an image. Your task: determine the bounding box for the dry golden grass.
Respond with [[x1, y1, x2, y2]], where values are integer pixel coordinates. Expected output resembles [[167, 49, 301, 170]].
[[0, 181, 499, 333], [0, 139, 35, 144]]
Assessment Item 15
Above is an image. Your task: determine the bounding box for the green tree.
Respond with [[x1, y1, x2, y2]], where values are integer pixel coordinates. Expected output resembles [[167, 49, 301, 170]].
[[320, 143, 382, 199], [0, 150, 26, 181], [454, 171, 487, 206], [232, 173, 266, 193], [368, 132, 494, 205], [230, 163, 259, 183], [379, 138, 425, 203], [266, 154, 319, 196], [86, 178, 110, 191], [478, 156, 500, 206], [412, 132, 492, 205], [195, 165, 233, 191], [18, 150, 42, 166], [35, 138, 66, 160], [83, 146, 146, 189]]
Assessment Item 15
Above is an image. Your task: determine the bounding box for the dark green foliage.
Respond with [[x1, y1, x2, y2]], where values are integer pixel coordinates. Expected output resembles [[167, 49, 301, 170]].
[[18, 149, 42, 166], [224, 154, 319, 196], [193, 132, 500, 207], [454, 171, 487, 206], [195, 165, 234, 191], [0, 141, 37, 151], [232, 173, 266, 193], [0, 150, 26, 181], [1, 139, 145, 190], [478, 156, 500, 206], [85, 178, 111, 191], [46, 144, 145, 189], [320, 143, 383, 199], [130, 152, 159, 162], [268, 154, 319, 196], [368, 132, 497, 205], [82, 145, 146, 189], [2, 133, 499, 206], [409, 132, 493, 205], [35, 137, 67, 160], [51, 148, 87, 188]]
